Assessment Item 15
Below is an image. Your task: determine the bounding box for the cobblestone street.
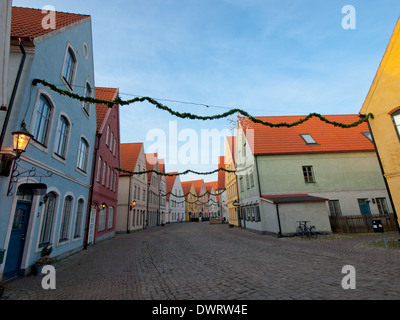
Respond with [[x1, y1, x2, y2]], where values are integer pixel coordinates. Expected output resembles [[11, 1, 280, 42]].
[[2, 222, 400, 300]]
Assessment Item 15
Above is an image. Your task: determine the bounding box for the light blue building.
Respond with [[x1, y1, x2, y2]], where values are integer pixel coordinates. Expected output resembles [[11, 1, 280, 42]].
[[0, 7, 96, 279]]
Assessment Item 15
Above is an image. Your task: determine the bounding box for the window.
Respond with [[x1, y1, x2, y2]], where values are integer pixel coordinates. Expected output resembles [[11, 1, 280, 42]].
[[33, 95, 52, 146], [108, 207, 114, 229], [55, 115, 69, 158], [106, 125, 110, 146], [60, 196, 73, 242], [39, 192, 57, 247], [376, 198, 389, 215], [97, 157, 102, 182], [239, 177, 244, 192], [329, 200, 342, 217], [110, 132, 113, 152], [102, 162, 106, 185], [74, 199, 84, 238], [62, 47, 77, 87], [113, 138, 117, 156], [98, 206, 106, 232], [303, 166, 315, 183], [83, 82, 92, 115], [300, 134, 317, 145], [392, 112, 400, 139], [77, 138, 89, 173]]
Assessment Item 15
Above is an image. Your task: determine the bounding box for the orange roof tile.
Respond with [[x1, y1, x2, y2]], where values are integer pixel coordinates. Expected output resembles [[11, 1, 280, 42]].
[[11, 6, 90, 40], [165, 173, 178, 200], [145, 153, 158, 182], [181, 181, 194, 199], [240, 114, 374, 155], [191, 180, 205, 196], [95, 87, 119, 131], [120, 143, 143, 177]]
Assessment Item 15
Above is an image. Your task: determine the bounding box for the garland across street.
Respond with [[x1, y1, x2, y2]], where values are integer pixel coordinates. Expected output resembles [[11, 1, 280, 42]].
[[32, 79, 375, 203]]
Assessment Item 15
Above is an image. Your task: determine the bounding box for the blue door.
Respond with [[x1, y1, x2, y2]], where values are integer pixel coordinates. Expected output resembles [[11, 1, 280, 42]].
[[3, 202, 31, 279]]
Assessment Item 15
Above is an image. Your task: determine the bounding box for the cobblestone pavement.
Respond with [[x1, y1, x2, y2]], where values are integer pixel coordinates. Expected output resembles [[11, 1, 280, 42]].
[[2, 222, 400, 300]]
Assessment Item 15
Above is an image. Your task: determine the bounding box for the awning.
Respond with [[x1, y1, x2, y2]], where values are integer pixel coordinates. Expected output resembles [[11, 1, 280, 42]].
[[261, 194, 328, 204], [18, 183, 48, 196]]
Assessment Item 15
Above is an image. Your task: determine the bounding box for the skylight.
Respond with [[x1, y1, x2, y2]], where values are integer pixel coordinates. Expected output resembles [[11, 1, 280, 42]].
[[362, 132, 373, 141], [300, 134, 317, 145]]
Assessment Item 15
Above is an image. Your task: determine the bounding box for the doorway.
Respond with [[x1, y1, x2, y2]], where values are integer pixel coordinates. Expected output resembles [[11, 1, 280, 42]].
[[4, 192, 32, 279]]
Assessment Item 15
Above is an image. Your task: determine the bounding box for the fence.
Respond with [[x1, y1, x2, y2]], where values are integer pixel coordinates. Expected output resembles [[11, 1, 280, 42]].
[[329, 214, 399, 233]]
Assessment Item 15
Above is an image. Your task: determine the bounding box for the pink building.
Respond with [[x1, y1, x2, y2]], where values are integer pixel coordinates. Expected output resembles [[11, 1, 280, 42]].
[[85, 87, 121, 246]]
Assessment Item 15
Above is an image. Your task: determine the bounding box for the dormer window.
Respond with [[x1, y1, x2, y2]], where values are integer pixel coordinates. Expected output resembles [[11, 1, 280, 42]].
[[300, 134, 317, 145]]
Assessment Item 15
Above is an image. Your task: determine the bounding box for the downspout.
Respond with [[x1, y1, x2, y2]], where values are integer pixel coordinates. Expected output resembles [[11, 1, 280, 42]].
[[0, 40, 26, 152], [367, 120, 400, 233], [84, 132, 102, 250], [126, 175, 132, 234], [275, 203, 283, 238]]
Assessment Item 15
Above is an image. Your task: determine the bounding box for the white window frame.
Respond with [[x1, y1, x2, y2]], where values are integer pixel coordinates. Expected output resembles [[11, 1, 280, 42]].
[[76, 136, 90, 174], [53, 112, 71, 161], [61, 43, 78, 91]]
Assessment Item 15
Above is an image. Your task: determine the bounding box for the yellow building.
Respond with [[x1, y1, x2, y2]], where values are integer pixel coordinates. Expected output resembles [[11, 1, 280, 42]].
[[225, 136, 240, 227], [360, 17, 400, 229], [182, 181, 197, 221]]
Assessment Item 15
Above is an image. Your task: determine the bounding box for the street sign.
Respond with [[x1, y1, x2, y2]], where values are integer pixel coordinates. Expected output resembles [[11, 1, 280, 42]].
[[372, 219, 384, 233]]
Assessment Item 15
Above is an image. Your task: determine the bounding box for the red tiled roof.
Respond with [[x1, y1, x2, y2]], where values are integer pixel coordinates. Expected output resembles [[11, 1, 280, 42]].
[[165, 173, 178, 200], [181, 181, 194, 199], [11, 6, 90, 40], [191, 180, 205, 196], [240, 114, 374, 155], [145, 153, 158, 182], [120, 143, 143, 177], [95, 87, 119, 131], [205, 181, 219, 201]]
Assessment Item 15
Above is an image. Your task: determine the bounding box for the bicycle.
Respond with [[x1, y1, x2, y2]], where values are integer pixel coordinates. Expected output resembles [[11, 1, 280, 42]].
[[296, 221, 318, 239]]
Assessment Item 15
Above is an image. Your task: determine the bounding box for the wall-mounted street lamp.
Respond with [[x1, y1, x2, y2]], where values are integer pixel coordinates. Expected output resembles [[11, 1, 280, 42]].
[[130, 200, 136, 211], [0, 121, 33, 177], [102, 203, 107, 210]]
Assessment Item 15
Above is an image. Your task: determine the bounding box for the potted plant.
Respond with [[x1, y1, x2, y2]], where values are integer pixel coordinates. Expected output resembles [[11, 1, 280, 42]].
[[35, 245, 55, 275]]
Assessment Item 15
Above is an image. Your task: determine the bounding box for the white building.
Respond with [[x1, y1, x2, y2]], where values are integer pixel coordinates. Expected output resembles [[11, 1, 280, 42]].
[[166, 173, 185, 223]]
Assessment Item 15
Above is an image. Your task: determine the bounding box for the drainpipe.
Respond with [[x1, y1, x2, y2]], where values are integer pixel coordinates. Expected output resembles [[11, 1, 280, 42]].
[[0, 40, 26, 152], [366, 120, 400, 233], [275, 203, 283, 238], [84, 132, 102, 250], [126, 175, 132, 234]]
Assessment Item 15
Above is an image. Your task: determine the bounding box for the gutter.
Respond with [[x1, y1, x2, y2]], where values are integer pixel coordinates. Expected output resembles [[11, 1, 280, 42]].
[[0, 40, 26, 151]]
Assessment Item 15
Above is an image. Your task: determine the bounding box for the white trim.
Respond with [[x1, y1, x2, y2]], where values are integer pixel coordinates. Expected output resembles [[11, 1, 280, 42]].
[[57, 192, 75, 247], [51, 111, 72, 163], [75, 134, 91, 176]]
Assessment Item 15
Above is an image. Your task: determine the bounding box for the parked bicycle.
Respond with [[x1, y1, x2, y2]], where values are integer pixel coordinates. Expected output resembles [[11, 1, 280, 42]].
[[296, 221, 318, 239]]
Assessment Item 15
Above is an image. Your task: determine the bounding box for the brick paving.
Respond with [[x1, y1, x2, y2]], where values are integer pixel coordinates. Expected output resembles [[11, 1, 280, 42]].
[[2, 222, 400, 300]]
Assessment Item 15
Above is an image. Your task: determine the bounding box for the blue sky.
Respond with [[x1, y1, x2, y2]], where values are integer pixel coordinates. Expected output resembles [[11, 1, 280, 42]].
[[12, 0, 400, 182]]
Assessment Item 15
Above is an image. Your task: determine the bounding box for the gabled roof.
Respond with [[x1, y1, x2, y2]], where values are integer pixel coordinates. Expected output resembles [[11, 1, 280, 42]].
[[11, 6, 90, 40], [145, 153, 158, 183], [165, 173, 178, 200], [181, 181, 194, 199], [120, 143, 143, 177], [205, 181, 219, 201], [240, 115, 374, 156], [226, 136, 236, 164], [191, 180, 205, 196], [95, 87, 119, 132]]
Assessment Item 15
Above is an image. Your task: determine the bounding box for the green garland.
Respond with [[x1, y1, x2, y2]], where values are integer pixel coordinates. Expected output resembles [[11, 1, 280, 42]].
[[32, 79, 374, 128], [116, 167, 236, 177]]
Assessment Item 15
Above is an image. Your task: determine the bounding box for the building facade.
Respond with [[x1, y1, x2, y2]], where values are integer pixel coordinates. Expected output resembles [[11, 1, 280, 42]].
[[225, 136, 240, 227], [165, 173, 185, 223], [0, 7, 96, 278], [146, 153, 160, 228], [86, 87, 120, 246], [117, 143, 147, 233], [236, 115, 392, 236], [360, 17, 400, 230]]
